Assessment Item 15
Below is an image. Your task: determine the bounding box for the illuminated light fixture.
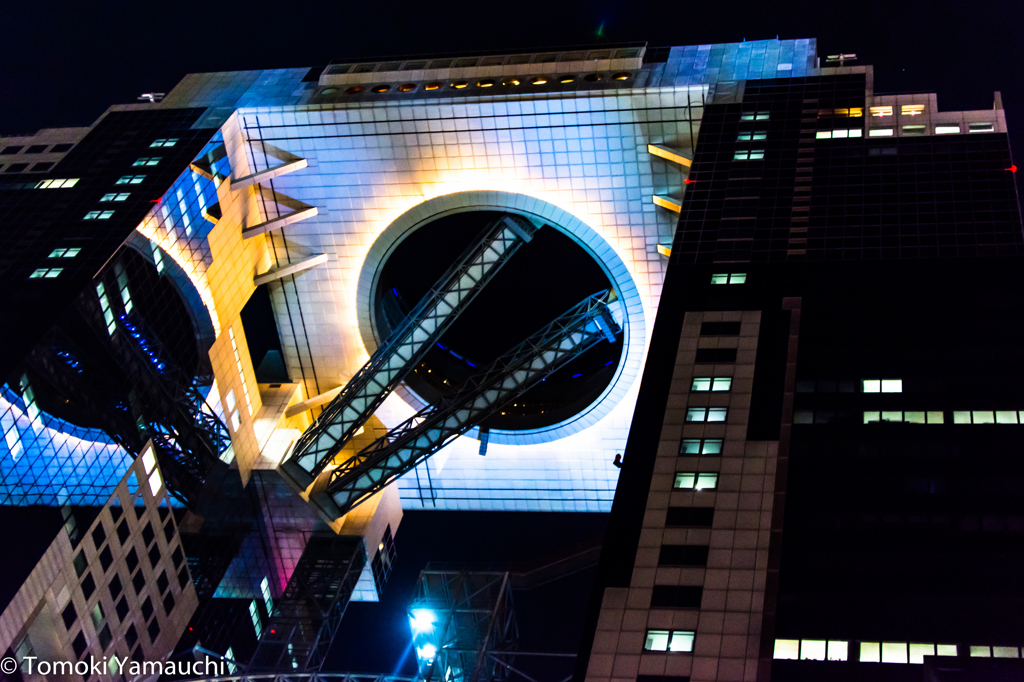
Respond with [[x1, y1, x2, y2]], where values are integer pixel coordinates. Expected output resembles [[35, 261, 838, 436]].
[[409, 609, 437, 633], [417, 644, 437, 660], [901, 104, 925, 116], [530, 76, 548, 85], [503, 78, 521, 86], [450, 81, 469, 89], [345, 86, 365, 94], [371, 85, 389, 93], [870, 105, 893, 117], [612, 72, 631, 80], [476, 79, 495, 88], [319, 88, 338, 96], [559, 75, 575, 83], [397, 83, 417, 92], [424, 82, 442, 90], [583, 73, 602, 82]]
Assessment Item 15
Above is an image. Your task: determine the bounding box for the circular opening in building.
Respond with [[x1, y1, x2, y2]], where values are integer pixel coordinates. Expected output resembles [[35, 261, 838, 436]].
[[612, 72, 631, 81], [397, 83, 417, 92], [558, 75, 576, 84], [477, 79, 495, 88], [450, 81, 469, 89], [424, 82, 442, 91], [374, 211, 622, 432], [503, 78, 521, 86], [530, 76, 548, 85], [583, 73, 602, 82], [371, 85, 390, 93], [320, 87, 338, 95], [346, 86, 365, 94]]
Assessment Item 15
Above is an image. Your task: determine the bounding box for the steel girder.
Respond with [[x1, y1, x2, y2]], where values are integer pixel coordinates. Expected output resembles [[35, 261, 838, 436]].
[[312, 291, 621, 518], [283, 215, 536, 488]]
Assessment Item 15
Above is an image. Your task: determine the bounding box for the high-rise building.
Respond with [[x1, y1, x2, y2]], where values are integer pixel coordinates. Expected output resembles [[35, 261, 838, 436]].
[[0, 36, 1019, 682]]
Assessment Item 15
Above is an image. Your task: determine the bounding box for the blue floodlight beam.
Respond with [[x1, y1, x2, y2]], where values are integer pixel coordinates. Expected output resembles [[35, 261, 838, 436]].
[[312, 290, 621, 519], [282, 214, 537, 489]]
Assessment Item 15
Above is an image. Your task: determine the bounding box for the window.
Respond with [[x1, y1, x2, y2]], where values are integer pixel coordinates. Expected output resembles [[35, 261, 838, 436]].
[[710, 273, 746, 284], [686, 407, 727, 422], [109, 575, 123, 600], [97, 282, 116, 335], [800, 640, 826, 660], [818, 107, 863, 118], [62, 602, 78, 630], [99, 546, 113, 571], [815, 129, 863, 139], [651, 585, 702, 609], [674, 472, 718, 489], [100, 192, 130, 201], [5, 163, 29, 173], [73, 551, 88, 577], [902, 125, 926, 136], [739, 112, 770, 121], [736, 132, 767, 141], [694, 348, 737, 363], [869, 128, 894, 137], [733, 150, 765, 160], [125, 548, 139, 572], [774, 640, 799, 660], [29, 267, 63, 278], [51, 143, 74, 152], [644, 629, 695, 652], [862, 379, 902, 393], [691, 378, 732, 392], [679, 438, 723, 455], [666, 507, 714, 527], [968, 122, 994, 133], [163, 592, 175, 615], [133, 157, 161, 167], [700, 321, 741, 336], [116, 175, 145, 184], [147, 619, 160, 643], [953, 410, 1023, 424], [72, 632, 87, 659], [901, 104, 925, 116], [150, 138, 179, 147], [994, 647, 1019, 658], [1, 146, 23, 154], [659, 545, 710, 566], [117, 520, 130, 544], [863, 411, 942, 424], [859, 642, 880, 662], [882, 642, 908, 663], [25, 145, 47, 153], [48, 248, 80, 258], [229, 327, 254, 416], [249, 600, 263, 638], [935, 125, 960, 135], [83, 210, 114, 220], [870, 105, 893, 117], [172, 546, 184, 569], [81, 573, 96, 599], [152, 243, 164, 275], [115, 262, 133, 314], [35, 178, 79, 188]]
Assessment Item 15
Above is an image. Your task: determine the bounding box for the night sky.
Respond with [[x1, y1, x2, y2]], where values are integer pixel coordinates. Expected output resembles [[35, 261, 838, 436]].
[[3, 0, 1023, 675]]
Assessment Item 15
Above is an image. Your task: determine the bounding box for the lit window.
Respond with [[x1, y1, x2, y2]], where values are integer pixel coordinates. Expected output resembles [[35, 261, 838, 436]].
[[229, 327, 253, 416], [97, 282, 116, 335], [816, 130, 831, 139], [774, 640, 799, 660], [795, 410, 814, 424], [953, 411, 971, 424], [29, 267, 63, 279], [736, 132, 767, 141], [740, 112, 770, 121], [869, 128, 894, 137], [902, 125, 926, 136], [970, 646, 991, 658], [116, 175, 145, 184], [863, 380, 880, 393], [100, 192, 130, 201], [148, 469, 162, 496], [828, 641, 849, 661], [225, 648, 237, 674], [644, 630, 694, 652], [679, 438, 723, 455], [870, 106, 893, 117], [901, 104, 925, 116], [150, 138, 179, 147], [996, 411, 1019, 424], [249, 600, 262, 638], [927, 411, 944, 424], [133, 157, 162, 167], [859, 642, 880, 663], [904, 412, 925, 424], [83, 210, 114, 219], [968, 122, 994, 133], [801, 640, 826, 660], [152, 243, 164, 275], [993, 647, 1019, 658], [686, 407, 727, 422], [733, 150, 765, 160], [937, 645, 957, 656], [674, 472, 718, 490], [711, 273, 746, 284], [972, 411, 995, 424], [115, 262, 132, 314], [881, 379, 902, 393], [690, 377, 732, 392], [260, 576, 274, 615], [909, 643, 935, 664], [48, 248, 80, 258], [935, 125, 960, 135], [34, 178, 79, 188], [882, 642, 908, 664]]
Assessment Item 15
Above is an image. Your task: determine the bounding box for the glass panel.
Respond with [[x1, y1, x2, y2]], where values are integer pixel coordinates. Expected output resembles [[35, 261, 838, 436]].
[[668, 631, 694, 652], [680, 439, 702, 455], [935, 125, 960, 134], [774, 639, 800, 660], [701, 439, 723, 455], [936, 644, 958, 656], [863, 380, 880, 393], [816, 131, 831, 139], [686, 408, 706, 422], [881, 411, 903, 422], [863, 411, 880, 424], [881, 379, 902, 393], [996, 411, 1019, 424], [827, 641, 849, 661], [972, 411, 995, 424], [695, 473, 718, 490], [712, 378, 732, 391], [728, 273, 746, 283], [706, 408, 727, 422], [927, 411, 944, 424], [909, 643, 934, 664], [674, 474, 696, 489], [711, 274, 728, 284], [645, 630, 670, 651], [794, 410, 814, 424], [952, 411, 971, 424], [970, 646, 991, 657], [869, 128, 894, 136], [691, 378, 711, 391], [904, 412, 925, 424], [993, 647, 1018, 658], [860, 642, 880, 662], [801, 640, 826, 660], [882, 642, 908, 663]]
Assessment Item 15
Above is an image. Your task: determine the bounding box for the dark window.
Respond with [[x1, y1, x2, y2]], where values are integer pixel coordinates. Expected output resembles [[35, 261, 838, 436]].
[[31, 162, 53, 172], [72, 632, 87, 659], [98, 624, 111, 650], [158, 507, 169, 522], [125, 624, 138, 648], [91, 524, 106, 548], [148, 545, 161, 567], [163, 521, 175, 543], [156, 571, 168, 595], [134, 504, 145, 520], [171, 546, 184, 569], [658, 545, 710, 566], [62, 602, 77, 630], [666, 507, 715, 528], [131, 645, 144, 662], [109, 575, 122, 600], [700, 321, 741, 336], [177, 566, 190, 589], [125, 548, 139, 572], [25, 145, 47, 154], [163, 592, 175, 615], [81, 574, 96, 599], [73, 551, 87, 577], [694, 348, 737, 364], [99, 546, 113, 572], [4, 163, 28, 173], [147, 619, 160, 643], [140, 597, 153, 621], [116, 521, 130, 545], [637, 676, 691, 682], [115, 596, 129, 622], [1, 146, 23, 154], [141, 522, 154, 547], [51, 143, 74, 153], [651, 585, 703, 609], [132, 570, 146, 595]]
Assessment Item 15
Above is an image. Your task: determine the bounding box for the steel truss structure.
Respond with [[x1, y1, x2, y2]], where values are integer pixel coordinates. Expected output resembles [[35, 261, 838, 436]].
[[284, 215, 536, 488], [248, 535, 366, 673], [313, 291, 620, 519]]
